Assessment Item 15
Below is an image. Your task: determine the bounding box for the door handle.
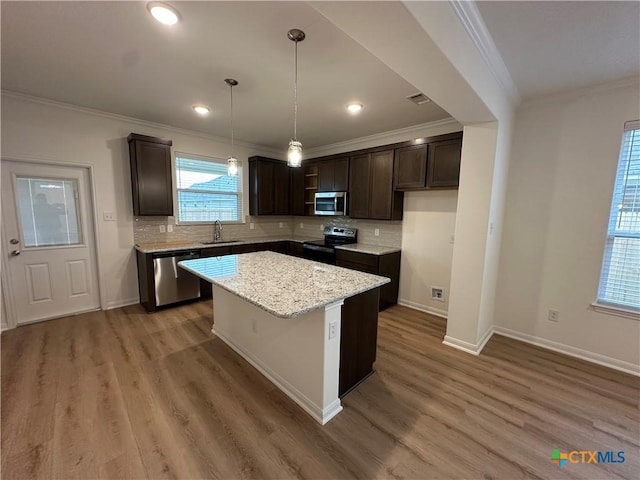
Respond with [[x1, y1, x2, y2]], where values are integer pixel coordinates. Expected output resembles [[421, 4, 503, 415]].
[[10, 238, 19, 245], [10, 250, 20, 256]]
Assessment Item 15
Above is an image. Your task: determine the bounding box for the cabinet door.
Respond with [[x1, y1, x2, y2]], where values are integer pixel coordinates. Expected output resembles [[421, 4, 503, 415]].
[[273, 161, 291, 215], [394, 144, 427, 189], [317, 160, 334, 192], [130, 140, 173, 216], [369, 150, 395, 219], [348, 153, 371, 218], [333, 157, 349, 191], [427, 138, 462, 188], [249, 159, 274, 215]]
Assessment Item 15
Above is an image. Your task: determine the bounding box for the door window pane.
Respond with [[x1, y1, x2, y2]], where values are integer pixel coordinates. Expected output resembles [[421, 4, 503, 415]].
[[15, 177, 82, 247]]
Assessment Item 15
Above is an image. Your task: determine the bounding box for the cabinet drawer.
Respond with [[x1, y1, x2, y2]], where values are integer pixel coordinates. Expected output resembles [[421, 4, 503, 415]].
[[336, 250, 379, 269], [337, 259, 378, 275]]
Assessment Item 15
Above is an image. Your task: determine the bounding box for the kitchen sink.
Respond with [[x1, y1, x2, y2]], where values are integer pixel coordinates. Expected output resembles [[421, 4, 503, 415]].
[[200, 239, 242, 245]]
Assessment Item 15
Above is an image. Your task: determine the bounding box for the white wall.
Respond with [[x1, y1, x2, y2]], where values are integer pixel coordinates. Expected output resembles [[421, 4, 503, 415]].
[[494, 80, 640, 371], [399, 190, 457, 316], [1, 93, 276, 314]]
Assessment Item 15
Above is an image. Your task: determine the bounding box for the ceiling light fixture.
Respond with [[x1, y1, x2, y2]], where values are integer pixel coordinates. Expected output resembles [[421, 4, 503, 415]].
[[147, 2, 180, 25], [346, 103, 364, 114], [287, 28, 305, 168], [192, 105, 210, 115], [225, 78, 239, 176]]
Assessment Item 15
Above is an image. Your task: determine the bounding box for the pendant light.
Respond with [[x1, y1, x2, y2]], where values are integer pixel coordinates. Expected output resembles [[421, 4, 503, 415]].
[[225, 78, 239, 176], [287, 28, 305, 168]]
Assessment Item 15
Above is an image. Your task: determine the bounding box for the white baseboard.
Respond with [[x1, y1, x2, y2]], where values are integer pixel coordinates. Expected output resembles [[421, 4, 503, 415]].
[[398, 302, 640, 377], [398, 299, 448, 319], [212, 327, 342, 425], [442, 326, 493, 356], [104, 297, 139, 310], [492, 326, 640, 377]]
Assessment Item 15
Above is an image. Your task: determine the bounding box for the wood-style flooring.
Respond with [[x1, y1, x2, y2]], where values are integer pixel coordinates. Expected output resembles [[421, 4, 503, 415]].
[[2, 301, 638, 479]]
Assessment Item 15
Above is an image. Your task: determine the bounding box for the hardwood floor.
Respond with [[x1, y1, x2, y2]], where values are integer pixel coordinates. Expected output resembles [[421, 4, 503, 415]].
[[2, 301, 638, 479]]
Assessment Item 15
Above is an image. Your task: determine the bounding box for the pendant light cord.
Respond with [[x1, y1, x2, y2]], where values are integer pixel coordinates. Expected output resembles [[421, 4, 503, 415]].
[[293, 39, 298, 141], [230, 83, 235, 157]]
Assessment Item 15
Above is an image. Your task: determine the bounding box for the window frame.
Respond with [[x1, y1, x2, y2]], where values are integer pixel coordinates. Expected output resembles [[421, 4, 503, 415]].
[[594, 121, 640, 319], [173, 151, 244, 225]]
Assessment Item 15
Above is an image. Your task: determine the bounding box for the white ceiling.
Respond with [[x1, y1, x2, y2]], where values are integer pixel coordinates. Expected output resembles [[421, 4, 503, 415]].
[[0, 1, 450, 150], [2, 1, 639, 151], [476, 0, 640, 101]]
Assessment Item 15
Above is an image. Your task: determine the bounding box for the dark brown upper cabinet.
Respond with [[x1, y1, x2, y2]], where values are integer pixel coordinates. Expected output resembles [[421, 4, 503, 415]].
[[127, 133, 173, 216], [393, 132, 463, 191], [317, 156, 349, 192], [393, 144, 428, 189], [427, 138, 463, 188], [249, 156, 291, 215], [349, 150, 403, 220]]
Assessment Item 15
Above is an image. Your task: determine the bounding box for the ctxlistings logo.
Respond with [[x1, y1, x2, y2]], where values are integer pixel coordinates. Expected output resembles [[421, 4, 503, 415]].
[[550, 449, 625, 468]]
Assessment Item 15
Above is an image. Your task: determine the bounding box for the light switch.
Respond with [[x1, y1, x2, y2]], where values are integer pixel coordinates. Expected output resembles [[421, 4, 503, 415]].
[[167, 224, 173, 233]]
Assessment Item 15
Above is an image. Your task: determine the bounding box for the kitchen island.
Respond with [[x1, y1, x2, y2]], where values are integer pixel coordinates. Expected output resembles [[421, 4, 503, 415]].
[[179, 251, 390, 424]]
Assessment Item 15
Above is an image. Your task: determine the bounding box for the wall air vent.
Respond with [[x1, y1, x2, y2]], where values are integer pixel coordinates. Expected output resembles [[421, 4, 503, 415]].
[[406, 92, 431, 105]]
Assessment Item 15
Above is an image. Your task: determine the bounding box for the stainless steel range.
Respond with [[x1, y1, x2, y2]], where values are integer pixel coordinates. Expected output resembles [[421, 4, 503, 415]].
[[303, 226, 357, 265]]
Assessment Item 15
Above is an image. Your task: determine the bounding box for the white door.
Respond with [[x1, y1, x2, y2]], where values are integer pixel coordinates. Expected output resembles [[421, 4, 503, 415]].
[[1, 160, 100, 325]]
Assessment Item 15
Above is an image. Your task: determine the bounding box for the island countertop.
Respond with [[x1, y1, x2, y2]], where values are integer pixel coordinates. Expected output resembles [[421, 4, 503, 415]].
[[179, 251, 390, 318]]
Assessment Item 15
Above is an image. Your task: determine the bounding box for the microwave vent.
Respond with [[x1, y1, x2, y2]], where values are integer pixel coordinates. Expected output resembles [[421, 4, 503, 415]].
[[406, 92, 431, 105]]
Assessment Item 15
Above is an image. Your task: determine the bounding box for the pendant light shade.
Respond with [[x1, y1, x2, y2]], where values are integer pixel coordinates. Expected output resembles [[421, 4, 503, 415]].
[[225, 78, 239, 176], [287, 28, 305, 168]]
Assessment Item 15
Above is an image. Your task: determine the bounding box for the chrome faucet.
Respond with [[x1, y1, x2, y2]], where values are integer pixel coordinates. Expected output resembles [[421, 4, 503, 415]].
[[214, 219, 223, 242]]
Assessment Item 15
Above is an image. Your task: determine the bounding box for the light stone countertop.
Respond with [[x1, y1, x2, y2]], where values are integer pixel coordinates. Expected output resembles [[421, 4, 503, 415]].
[[135, 236, 321, 254], [335, 243, 401, 255], [179, 251, 390, 318]]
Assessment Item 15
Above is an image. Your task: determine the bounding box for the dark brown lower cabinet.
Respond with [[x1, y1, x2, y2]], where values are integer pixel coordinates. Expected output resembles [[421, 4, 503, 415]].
[[336, 249, 401, 311], [287, 241, 305, 257], [339, 287, 380, 397]]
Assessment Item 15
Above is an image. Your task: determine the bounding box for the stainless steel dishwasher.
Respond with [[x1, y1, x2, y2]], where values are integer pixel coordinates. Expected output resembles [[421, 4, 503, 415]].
[[153, 251, 201, 307]]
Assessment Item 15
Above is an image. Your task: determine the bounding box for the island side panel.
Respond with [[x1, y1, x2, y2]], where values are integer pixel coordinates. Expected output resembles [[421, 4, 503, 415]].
[[339, 287, 380, 397], [211, 286, 343, 425]]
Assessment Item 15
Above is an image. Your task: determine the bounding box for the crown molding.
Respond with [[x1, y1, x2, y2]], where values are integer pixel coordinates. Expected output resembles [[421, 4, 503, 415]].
[[517, 75, 640, 111], [1, 90, 282, 157], [449, 0, 521, 106], [305, 117, 461, 157]]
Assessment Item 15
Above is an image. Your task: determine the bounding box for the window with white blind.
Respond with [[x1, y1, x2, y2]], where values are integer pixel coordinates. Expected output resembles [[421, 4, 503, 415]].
[[597, 120, 640, 314], [175, 154, 243, 223]]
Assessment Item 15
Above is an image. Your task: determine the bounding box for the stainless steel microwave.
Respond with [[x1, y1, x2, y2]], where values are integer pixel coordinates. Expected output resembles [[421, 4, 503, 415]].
[[314, 192, 348, 216]]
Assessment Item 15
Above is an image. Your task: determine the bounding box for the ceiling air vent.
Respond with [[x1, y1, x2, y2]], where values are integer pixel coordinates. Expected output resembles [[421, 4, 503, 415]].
[[406, 92, 431, 105]]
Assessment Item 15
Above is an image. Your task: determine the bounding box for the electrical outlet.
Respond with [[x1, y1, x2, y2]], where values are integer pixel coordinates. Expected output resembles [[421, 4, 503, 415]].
[[548, 309, 559, 322], [250, 222, 255, 230], [159, 225, 166, 233], [167, 224, 173, 233], [320, 224, 324, 231], [374, 228, 380, 237], [431, 286, 444, 301], [279, 222, 283, 228], [103, 211, 115, 221], [329, 320, 338, 339], [299, 222, 304, 229]]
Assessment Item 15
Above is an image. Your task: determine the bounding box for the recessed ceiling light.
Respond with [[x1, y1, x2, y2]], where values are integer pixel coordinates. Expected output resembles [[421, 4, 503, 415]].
[[147, 2, 180, 25], [193, 105, 210, 115], [346, 103, 364, 114]]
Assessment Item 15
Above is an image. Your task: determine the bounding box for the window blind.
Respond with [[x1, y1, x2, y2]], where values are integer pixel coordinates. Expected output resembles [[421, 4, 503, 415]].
[[175, 154, 243, 223], [597, 122, 640, 311]]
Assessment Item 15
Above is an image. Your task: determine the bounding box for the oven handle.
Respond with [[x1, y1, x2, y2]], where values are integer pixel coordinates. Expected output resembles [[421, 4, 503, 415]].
[[303, 243, 334, 254]]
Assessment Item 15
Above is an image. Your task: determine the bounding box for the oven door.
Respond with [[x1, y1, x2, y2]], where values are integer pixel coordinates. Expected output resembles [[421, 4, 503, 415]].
[[302, 243, 336, 265]]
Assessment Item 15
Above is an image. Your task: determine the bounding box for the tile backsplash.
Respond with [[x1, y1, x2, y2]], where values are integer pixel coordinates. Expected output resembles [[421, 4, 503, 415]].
[[291, 217, 402, 247], [133, 216, 294, 244], [133, 215, 402, 248]]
